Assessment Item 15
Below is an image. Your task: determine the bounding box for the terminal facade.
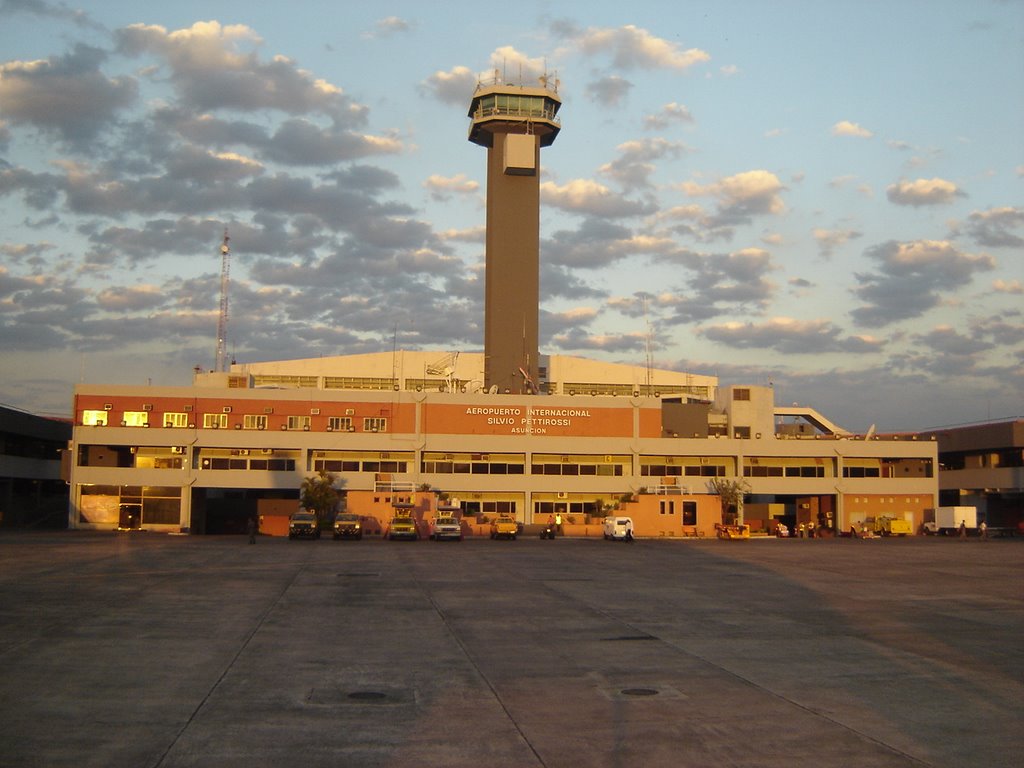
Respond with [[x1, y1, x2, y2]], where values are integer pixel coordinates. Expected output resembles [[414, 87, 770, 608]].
[[67, 352, 938, 537]]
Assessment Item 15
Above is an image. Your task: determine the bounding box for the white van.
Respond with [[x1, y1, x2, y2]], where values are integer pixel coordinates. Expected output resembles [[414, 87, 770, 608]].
[[603, 516, 634, 541]]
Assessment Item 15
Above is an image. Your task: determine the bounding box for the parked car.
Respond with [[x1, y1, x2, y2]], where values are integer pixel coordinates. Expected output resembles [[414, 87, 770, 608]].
[[430, 515, 463, 541], [387, 513, 419, 541], [489, 516, 518, 540], [602, 516, 634, 541], [332, 512, 362, 540], [288, 510, 320, 540]]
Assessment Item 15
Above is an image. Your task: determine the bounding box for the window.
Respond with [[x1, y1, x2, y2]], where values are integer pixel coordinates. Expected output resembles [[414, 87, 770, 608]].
[[287, 415, 311, 431], [82, 410, 108, 426], [659, 500, 675, 516], [734, 388, 750, 401], [203, 413, 228, 429], [328, 416, 353, 431], [122, 411, 149, 427], [364, 417, 387, 432], [244, 414, 268, 430], [163, 412, 188, 428]]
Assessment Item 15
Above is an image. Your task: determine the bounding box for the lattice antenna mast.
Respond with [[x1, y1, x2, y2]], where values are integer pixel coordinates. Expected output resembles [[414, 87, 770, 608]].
[[214, 228, 230, 372]]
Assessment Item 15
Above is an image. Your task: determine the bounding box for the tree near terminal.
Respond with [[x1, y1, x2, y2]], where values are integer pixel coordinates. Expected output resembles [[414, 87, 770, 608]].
[[709, 477, 750, 525], [300, 470, 342, 530]]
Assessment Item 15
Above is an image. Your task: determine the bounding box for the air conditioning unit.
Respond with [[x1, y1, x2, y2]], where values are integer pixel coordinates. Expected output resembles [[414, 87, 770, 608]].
[[183, 404, 193, 412], [264, 407, 274, 414], [345, 408, 355, 416], [310, 408, 320, 415], [171, 446, 184, 455], [222, 406, 232, 413], [261, 449, 273, 455], [556, 492, 569, 499], [104, 403, 112, 410], [143, 404, 153, 411]]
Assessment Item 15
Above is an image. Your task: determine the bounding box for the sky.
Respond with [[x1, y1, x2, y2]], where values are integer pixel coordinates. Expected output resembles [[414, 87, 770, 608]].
[[0, 0, 1021, 432]]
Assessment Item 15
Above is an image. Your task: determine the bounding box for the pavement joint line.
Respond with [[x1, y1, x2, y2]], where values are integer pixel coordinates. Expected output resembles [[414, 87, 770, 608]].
[[544, 578, 936, 768], [149, 550, 312, 768], [399, 547, 549, 768]]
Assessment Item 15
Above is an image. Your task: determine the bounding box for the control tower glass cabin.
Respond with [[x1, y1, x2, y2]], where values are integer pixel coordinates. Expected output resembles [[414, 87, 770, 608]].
[[468, 77, 561, 394]]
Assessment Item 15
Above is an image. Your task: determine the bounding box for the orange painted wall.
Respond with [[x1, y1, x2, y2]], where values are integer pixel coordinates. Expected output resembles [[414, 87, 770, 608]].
[[74, 394, 416, 434], [421, 402, 635, 437], [617, 494, 722, 538]]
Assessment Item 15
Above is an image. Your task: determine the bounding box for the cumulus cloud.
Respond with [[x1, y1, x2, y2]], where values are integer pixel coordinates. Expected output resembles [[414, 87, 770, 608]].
[[831, 120, 873, 138], [992, 279, 1023, 294], [644, 102, 693, 130], [650, 247, 779, 324], [423, 173, 479, 201], [570, 25, 710, 70], [813, 227, 862, 258], [420, 65, 478, 105], [956, 207, 1024, 248], [541, 179, 651, 218], [599, 137, 688, 190], [699, 317, 883, 354], [680, 170, 785, 232], [362, 16, 413, 39], [0, 44, 137, 144], [116, 21, 364, 124], [585, 75, 632, 106], [886, 177, 963, 206], [851, 240, 996, 327]]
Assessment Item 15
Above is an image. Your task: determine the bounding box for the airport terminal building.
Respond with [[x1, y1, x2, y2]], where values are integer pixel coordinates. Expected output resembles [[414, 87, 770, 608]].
[[65, 77, 939, 536], [67, 352, 938, 537]]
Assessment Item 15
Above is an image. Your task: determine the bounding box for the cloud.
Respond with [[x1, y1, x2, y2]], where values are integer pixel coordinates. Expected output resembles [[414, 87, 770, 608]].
[[423, 173, 479, 201], [956, 207, 1024, 248], [95, 285, 166, 311], [420, 65, 478, 105], [698, 317, 884, 354], [543, 217, 668, 269], [813, 227, 862, 258], [362, 16, 413, 39], [585, 75, 632, 106], [651, 247, 779, 323], [831, 120, 873, 138], [851, 240, 996, 327], [680, 170, 786, 231], [598, 137, 688, 190], [992, 279, 1023, 294], [552, 329, 647, 356], [886, 177, 963, 206], [644, 102, 694, 130], [116, 21, 364, 124], [541, 179, 651, 218], [571, 25, 710, 70], [0, 44, 137, 144]]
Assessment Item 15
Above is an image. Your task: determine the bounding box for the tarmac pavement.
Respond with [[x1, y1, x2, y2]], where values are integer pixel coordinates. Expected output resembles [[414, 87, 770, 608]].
[[0, 530, 1020, 768]]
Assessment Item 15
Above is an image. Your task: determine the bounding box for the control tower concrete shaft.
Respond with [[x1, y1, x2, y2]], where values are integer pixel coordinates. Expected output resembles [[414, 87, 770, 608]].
[[468, 76, 561, 394]]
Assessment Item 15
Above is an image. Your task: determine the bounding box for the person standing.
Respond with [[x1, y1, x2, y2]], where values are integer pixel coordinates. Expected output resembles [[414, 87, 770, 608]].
[[980, 520, 988, 540], [959, 520, 967, 539], [247, 514, 257, 544], [555, 512, 563, 536]]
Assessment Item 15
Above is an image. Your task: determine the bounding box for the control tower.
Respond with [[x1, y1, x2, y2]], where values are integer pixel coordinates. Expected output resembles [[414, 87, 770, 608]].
[[468, 73, 561, 394]]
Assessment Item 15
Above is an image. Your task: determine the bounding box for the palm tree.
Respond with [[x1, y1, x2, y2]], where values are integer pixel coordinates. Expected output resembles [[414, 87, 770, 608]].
[[709, 477, 750, 525], [300, 470, 341, 530]]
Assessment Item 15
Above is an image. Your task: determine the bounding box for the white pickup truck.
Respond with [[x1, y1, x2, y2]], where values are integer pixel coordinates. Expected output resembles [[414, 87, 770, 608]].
[[603, 516, 634, 541]]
